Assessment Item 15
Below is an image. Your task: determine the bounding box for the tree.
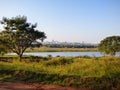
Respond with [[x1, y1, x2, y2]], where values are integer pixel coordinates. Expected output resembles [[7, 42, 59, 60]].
[[0, 44, 8, 56], [0, 16, 46, 61], [98, 36, 120, 56]]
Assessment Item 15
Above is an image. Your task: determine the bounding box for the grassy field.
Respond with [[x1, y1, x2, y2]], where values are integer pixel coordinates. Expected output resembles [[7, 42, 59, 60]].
[[26, 46, 98, 52], [0, 55, 120, 89]]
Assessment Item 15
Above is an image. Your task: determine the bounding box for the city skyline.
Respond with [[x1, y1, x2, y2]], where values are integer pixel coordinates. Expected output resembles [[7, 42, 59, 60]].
[[0, 0, 120, 43]]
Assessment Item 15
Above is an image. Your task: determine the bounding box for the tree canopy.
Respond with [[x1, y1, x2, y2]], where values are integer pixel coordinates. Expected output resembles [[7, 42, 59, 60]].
[[98, 36, 120, 56], [0, 16, 46, 61]]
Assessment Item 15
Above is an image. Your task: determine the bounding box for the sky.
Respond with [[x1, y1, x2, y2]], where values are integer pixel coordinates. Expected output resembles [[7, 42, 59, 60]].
[[0, 0, 120, 43]]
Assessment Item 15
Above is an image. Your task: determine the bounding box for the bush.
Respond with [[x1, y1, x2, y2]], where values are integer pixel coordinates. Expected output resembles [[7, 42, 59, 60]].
[[45, 57, 74, 66]]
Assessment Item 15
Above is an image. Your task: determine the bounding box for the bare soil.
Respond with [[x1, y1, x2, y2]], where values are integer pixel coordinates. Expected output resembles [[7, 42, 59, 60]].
[[0, 81, 89, 90]]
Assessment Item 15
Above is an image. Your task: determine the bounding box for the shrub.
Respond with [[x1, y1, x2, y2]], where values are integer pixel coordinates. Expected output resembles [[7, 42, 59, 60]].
[[45, 57, 74, 66]]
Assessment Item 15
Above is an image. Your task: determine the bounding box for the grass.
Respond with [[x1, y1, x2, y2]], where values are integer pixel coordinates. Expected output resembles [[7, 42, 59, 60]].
[[26, 46, 98, 52], [0, 56, 120, 89]]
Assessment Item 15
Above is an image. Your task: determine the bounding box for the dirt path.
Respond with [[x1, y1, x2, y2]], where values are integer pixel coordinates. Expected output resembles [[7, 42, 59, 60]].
[[0, 81, 89, 90]]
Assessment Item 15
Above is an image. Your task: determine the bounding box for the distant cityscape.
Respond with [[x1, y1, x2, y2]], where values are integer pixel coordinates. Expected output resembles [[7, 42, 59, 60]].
[[42, 40, 98, 48]]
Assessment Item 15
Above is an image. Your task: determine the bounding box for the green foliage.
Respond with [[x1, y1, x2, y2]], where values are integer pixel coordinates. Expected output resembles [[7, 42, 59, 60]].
[[0, 44, 8, 56], [98, 36, 120, 56], [0, 16, 46, 61]]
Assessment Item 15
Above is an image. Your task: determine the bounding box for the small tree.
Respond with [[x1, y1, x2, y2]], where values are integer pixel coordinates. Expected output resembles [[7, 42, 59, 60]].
[[0, 16, 46, 61], [98, 36, 120, 56]]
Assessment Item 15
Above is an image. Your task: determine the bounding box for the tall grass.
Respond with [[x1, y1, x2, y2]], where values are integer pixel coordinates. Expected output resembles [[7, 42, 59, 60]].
[[0, 56, 120, 89], [0, 56, 120, 76]]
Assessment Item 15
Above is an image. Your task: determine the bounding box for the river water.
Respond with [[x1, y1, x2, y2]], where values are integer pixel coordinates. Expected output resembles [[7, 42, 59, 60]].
[[8, 52, 120, 57]]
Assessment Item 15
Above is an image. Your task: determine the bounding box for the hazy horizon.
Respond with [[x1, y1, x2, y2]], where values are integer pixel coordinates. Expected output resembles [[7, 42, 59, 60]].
[[0, 0, 120, 43]]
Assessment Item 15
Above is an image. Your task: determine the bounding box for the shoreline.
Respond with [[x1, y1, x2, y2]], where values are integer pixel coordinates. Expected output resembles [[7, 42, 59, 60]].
[[26, 47, 98, 52]]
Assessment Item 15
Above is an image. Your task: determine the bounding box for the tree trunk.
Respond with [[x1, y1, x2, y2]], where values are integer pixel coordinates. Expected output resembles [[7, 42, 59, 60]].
[[19, 54, 22, 62]]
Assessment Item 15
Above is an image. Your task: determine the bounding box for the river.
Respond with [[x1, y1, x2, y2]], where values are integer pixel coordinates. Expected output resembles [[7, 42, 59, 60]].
[[8, 52, 120, 57]]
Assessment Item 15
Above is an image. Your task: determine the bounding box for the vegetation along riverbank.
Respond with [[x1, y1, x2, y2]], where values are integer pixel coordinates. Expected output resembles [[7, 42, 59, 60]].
[[26, 47, 98, 52], [0, 56, 120, 90]]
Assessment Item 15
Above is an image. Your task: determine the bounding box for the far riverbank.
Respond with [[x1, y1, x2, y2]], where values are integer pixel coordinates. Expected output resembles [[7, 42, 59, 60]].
[[26, 47, 98, 52]]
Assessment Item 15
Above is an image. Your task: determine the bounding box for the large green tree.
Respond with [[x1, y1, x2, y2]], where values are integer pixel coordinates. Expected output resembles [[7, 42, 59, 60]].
[[98, 36, 120, 56], [0, 16, 46, 61]]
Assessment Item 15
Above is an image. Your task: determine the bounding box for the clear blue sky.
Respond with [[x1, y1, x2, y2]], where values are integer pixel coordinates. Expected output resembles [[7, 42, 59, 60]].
[[0, 0, 120, 43]]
